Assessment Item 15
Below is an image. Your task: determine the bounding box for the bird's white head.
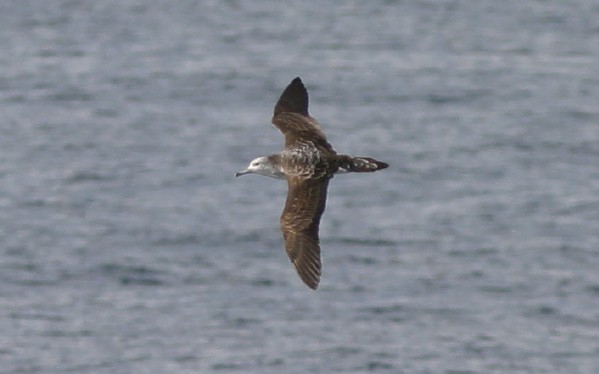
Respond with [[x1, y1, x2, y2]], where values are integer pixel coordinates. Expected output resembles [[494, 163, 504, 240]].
[[235, 156, 285, 179]]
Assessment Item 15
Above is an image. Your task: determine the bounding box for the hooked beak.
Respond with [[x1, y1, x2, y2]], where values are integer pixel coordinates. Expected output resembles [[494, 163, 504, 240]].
[[235, 169, 250, 177]]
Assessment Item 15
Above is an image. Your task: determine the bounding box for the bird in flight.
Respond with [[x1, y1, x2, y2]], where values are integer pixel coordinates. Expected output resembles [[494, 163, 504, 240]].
[[236, 77, 388, 290]]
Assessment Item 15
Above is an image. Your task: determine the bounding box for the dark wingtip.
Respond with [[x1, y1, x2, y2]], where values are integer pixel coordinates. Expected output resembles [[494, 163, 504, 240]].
[[296, 262, 321, 290], [273, 77, 309, 117], [301, 276, 319, 290]]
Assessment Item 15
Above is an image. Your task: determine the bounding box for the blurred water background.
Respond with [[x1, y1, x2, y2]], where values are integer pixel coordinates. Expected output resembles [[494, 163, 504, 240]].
[[1, 1, 598, 373]]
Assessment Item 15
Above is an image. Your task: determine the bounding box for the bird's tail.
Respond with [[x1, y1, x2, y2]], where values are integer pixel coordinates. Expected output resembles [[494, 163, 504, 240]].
[[337, 155, 389, 173]]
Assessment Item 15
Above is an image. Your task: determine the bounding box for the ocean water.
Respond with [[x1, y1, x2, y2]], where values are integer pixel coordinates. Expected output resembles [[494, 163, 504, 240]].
[[1, 1, 598, 373]]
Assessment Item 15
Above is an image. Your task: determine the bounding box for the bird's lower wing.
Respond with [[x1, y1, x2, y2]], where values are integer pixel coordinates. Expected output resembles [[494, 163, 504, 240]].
[[280, 177, 330, 289]]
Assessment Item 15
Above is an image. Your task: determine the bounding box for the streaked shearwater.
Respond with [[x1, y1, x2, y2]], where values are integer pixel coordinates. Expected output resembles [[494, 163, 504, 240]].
[[236, 77, 388, 290]]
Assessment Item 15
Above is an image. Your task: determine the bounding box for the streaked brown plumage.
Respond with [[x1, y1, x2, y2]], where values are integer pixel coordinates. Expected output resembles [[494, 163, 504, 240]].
[[236, 77, 388, 289]]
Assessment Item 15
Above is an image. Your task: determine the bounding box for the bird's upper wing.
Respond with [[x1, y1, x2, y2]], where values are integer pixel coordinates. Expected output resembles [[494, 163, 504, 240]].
[[280, 176, 330, 290], [272, 77, 327, 147]]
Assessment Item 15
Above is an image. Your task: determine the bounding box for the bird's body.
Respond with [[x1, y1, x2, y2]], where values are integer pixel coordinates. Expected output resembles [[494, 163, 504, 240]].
[[236, 77, 388, 289]]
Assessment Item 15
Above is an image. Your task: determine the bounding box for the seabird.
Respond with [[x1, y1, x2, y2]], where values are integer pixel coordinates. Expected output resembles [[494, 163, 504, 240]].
[[236, 77, 388, 290]]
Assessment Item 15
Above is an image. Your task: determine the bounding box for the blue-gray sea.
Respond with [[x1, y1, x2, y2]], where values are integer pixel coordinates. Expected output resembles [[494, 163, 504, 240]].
[[1, 1, 598, 373]]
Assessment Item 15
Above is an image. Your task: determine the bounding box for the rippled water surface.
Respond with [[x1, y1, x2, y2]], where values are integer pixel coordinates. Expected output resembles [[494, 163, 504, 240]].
[[1, 1, 598, 373]]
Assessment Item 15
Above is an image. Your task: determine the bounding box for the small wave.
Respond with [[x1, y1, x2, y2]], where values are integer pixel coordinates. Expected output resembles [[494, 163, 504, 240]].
[[152, 233, 202, 246], [65, 171, 113, 183], [584, 284, 599, 295], [44, 88, 94, 102], [9, 312, 64, 321], [97, 263, 166, 286], [327, 237, 397, 247], [346, 255, 378, 265], [362, 303, 405, 315]]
